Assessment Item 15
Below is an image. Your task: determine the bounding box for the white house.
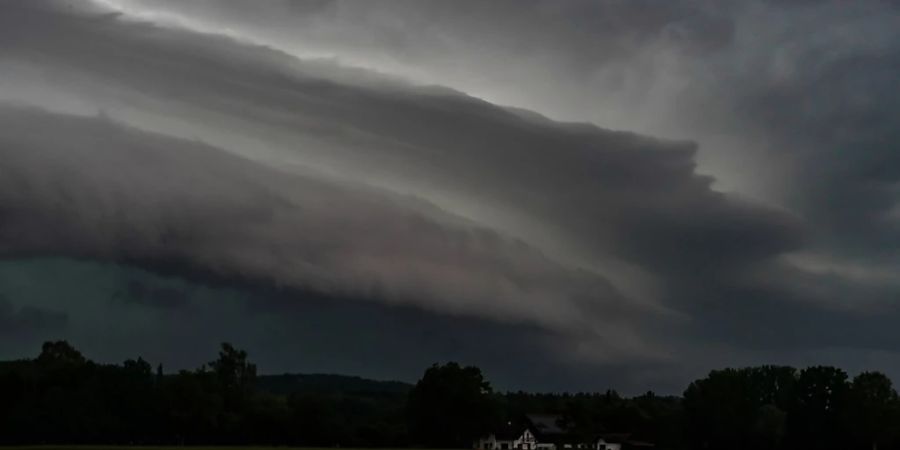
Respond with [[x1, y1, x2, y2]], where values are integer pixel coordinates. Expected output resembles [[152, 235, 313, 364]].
[[476, 426, 537, 450], [475, 415, 646, 450], [594, 436, 623, 450]]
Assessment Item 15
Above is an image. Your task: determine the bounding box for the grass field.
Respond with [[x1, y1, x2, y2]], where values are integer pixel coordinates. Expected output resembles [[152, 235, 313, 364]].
[[2, 447, 444, 450]]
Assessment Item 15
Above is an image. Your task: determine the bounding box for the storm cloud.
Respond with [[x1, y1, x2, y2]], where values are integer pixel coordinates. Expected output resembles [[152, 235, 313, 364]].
[[0, 0, 898, 391], [0, 297, 68, 336]]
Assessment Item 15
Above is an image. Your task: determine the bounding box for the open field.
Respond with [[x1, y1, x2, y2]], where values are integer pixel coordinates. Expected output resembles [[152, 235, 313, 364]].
[[2, 448, 442, 450]]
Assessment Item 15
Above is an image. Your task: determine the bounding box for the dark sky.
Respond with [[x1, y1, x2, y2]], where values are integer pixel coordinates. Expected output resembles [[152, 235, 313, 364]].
[[1, 0, 899, 394]]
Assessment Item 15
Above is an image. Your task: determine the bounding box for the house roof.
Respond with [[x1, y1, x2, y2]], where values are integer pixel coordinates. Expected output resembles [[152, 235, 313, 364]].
[[525, 414, 567, 435], [597, 433, 631, 442], [491, 422, 531, 441]]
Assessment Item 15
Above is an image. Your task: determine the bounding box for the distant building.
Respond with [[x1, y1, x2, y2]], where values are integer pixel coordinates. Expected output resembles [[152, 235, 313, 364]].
[[525, 414, 567, 443], [593, 435, 624, 450], [476, 423, 537, 450], [475, 414, 652, 450]]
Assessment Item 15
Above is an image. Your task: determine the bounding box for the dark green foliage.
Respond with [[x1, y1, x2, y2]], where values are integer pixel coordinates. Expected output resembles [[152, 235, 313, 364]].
[[848, 372, 899, 450], [2, 342, 900, 450], [789, 366, 851, 449], [37, 340, 87, 366], [407, 362, 498, 448], [0, 341, 412, 447], [684, 366, 900, 450]]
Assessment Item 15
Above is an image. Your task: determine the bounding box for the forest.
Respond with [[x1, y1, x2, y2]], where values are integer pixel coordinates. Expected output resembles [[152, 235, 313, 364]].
[[1, 341, 899, 450]]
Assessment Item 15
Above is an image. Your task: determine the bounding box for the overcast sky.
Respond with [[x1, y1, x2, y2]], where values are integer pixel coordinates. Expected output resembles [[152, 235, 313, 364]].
[[1, 0, 898, 394]]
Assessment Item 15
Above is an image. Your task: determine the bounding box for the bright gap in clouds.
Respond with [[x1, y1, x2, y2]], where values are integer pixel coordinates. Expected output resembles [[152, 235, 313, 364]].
[[86, 0, 779, 204], [88, 0, 482, 96]]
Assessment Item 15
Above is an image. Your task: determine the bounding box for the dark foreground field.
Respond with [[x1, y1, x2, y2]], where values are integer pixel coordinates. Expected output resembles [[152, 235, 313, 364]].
[[2, 448, 428, 450]]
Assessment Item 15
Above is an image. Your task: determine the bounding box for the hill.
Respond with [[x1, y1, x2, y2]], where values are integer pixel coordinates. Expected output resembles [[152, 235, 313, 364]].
[[256, 373, 412, 397]]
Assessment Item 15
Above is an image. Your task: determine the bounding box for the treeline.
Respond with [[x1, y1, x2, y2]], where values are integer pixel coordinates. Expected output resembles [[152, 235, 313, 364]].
[[0, 341, 408, 446], [683, 366, 900, 450], [1, 341, 899, 450]]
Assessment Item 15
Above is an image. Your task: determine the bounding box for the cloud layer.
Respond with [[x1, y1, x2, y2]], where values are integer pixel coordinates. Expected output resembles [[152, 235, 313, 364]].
[[0, 0, 898, 390]]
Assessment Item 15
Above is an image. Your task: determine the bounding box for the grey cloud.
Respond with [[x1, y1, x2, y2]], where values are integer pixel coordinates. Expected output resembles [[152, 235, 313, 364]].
[[114, 280, 191, 309], [0, 296, 69, 336], [1, 0, 898, 386], [0, 0, 805, 280], [108, 0, 900, 308], [102, 0, 900, 259], [0, 105, 663, 361], [0, 258, 687, 394]]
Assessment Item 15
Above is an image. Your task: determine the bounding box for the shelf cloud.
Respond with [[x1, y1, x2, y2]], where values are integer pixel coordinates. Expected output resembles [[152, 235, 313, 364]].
[[1, 0, 898, 391]]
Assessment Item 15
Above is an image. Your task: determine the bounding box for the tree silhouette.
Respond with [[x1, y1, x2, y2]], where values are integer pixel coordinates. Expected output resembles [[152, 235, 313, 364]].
[[36, 340, 85, 366], [5, 341, 900, 450], [849, 372, 899, 450], [790, 366, 850, 449], [407, 362, 498, 448]]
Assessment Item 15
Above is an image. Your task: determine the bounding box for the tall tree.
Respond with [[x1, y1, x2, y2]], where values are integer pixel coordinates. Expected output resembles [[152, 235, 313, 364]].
[[683, 368, 760, 450], [36, 340, 86, 366], [788, 366, 850, 449], [207, 342, 257, 440], [848, 371, 898, 450], [209, 342, 257, 393], [407, 362, 498, 448]]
